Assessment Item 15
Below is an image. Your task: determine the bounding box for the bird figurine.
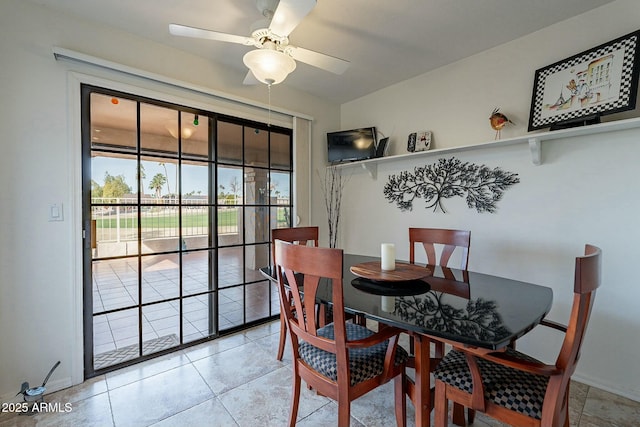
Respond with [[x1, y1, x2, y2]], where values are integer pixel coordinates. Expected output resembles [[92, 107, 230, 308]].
[[16, 361, 61, 403], [489, 108, 514, 139]]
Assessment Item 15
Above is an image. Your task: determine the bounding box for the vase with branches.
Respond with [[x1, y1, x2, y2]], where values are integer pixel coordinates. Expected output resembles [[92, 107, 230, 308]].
[[318, 166, 349, 248]]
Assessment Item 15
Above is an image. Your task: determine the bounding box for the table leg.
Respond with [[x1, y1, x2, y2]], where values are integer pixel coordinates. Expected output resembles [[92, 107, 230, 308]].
[[411, 334, 431, 427]]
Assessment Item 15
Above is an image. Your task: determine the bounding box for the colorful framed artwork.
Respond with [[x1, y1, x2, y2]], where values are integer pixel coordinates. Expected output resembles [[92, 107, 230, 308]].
[[528, 29, 640, 131]]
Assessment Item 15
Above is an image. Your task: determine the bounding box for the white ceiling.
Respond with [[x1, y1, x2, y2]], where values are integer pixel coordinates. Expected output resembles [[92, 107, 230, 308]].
[[31, 0, 615, 104]]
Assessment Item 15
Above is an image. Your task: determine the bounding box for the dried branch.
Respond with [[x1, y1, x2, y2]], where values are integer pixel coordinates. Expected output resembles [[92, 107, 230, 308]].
[[318, 166, 349, 248]]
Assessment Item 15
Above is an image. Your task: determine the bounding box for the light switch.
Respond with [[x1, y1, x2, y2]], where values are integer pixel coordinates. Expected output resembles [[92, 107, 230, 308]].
[[49, 203, 64, 221]]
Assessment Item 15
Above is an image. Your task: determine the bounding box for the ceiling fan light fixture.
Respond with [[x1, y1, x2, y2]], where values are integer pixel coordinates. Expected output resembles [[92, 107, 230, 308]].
[[243, 48, 296, 85]]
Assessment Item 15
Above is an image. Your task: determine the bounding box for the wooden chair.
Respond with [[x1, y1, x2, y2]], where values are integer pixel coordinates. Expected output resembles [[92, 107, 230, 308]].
[[274, 240, 408, 427], [271, 226, 319, 361], [407, 227, 472, 423], [407, 228, 471, 356], [433, 244, 602, 427]]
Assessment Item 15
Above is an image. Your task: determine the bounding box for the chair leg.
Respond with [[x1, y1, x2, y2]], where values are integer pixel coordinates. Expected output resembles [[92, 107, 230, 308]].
[[289, 372, 301, 427], [394, 373, 407, 427], [452, 403, 466, 426], [337, 396, 350, 427], [434, 380, 449, 427], [277, 312, 287, 361], [467, 408, 475, 424]]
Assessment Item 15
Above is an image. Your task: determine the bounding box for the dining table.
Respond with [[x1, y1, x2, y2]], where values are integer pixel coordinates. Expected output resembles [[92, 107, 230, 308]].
[[260, 253, 554, 427]]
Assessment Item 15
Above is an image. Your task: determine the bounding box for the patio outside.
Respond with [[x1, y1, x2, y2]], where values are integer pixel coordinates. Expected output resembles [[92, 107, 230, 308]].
[[91, 196, 287, 369]]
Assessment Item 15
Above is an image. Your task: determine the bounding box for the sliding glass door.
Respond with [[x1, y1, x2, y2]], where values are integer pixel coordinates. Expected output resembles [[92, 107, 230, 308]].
[[82, 85, 292, 376]]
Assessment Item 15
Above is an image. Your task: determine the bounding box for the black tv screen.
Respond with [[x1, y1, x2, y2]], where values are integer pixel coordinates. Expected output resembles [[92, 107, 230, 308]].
[[327, 127, 377, 163]]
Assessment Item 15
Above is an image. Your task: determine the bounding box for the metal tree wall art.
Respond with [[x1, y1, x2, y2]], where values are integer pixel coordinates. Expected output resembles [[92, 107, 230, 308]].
[[383, 157, 520, 213]]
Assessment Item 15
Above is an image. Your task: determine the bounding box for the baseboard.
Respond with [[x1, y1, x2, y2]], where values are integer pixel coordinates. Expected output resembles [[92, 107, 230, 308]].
[[572, 372, 640, 403]]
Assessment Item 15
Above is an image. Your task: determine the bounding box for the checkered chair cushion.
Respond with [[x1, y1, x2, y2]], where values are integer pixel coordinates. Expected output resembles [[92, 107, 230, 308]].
[[434, 348, 549, 420], [298, 322, 409, 387]]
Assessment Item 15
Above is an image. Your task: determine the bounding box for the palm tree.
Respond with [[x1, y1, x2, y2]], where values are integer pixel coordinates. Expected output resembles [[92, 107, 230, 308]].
[[137, 163, 146, 195], [149, 173, 166, 198]]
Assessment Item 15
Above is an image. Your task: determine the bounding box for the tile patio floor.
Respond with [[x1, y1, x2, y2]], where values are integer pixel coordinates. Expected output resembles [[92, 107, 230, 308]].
[[92, 247, 277, 369]]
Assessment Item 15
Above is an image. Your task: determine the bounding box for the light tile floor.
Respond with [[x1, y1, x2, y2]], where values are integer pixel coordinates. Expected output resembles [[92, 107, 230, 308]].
[[2, 321, 639, 427]]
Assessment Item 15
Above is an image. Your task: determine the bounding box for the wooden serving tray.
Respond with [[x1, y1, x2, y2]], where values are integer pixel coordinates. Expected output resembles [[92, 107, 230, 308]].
[[350, 261, 431, 282]]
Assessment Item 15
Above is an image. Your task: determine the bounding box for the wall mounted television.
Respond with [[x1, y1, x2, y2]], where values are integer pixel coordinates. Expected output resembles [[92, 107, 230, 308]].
[[327, 127, 377, 164]]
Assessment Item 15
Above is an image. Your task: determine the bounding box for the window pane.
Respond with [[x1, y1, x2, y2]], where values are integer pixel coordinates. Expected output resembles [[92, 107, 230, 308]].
[[219, 287, 244, 330], [271, 206, 291, 229], [217, 121, 242, 164], [270, 131, 291, 168], [94, 308, 140, 369], [246, 281, 271, 323], [217, 206, 241, 245], [270, 171, 290, 202], [141, 206, 179, 254], [217, 165, 242, 204], [183, 250, 212, 296], [92, 153, 138, 197], [143, 301, 180, 355], [245, 207, 269, 244], [218, 247, 243, 288], [244, 167, 269, 205], [245, 127, 268, 167], [142, 254, 180, 303], [141, 157, 178, 202], [245, 243, 269, 283], [140, 104, 178, 156], [182, 161, 210, 250], [182, 161, 209, 201], [90, 93, 137, 151], [183, 294, 215, 343], [92, 206, 139, 257], [181, 112, 209, 159], [93, 258, 139, 310]]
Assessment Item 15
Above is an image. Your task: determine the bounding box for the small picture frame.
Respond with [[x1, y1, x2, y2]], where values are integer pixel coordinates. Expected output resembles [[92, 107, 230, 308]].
[[414, 131, 432, 152], [407, 132, 417, 152], [528, 29, 640, 131]]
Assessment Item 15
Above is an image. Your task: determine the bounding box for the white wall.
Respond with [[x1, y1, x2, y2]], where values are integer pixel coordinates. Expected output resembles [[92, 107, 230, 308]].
[[0, 0, 340, 400], [332, 0, 640, 400]]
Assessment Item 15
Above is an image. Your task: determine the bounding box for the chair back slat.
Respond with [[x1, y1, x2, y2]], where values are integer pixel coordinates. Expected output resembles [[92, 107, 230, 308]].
[[271, 226, 319, 265], [275, 240, 344, 356], [557, 244, 602, 372], [410, 228, 471, 270]]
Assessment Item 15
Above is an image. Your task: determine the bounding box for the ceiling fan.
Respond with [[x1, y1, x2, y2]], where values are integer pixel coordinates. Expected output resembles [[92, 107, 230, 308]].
[[169, 0, 350, 85]]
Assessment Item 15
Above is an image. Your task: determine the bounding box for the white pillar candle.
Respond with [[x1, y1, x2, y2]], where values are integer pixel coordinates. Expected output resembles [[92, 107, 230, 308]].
[[381, 243, 396, 271], [381, 296, 395, 312]]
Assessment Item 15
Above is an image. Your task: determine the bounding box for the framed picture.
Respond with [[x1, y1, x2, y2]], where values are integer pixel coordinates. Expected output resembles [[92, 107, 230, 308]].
[[407, 132, 417, 152], [528, 29, 640, 131], [407, 131, 432, 152], [415, 131, 432, 151]]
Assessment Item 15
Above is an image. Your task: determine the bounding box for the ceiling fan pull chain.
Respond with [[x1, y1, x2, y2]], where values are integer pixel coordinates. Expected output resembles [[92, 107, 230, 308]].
[[268, 82, 272, 127]]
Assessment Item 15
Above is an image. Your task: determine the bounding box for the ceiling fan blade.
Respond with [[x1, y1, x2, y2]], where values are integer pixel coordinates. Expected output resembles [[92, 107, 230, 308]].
[[243, 70, 259, 85], [286, 46, 350, 74], [269, 0, 316, 37], [169, 23, 255, 46]]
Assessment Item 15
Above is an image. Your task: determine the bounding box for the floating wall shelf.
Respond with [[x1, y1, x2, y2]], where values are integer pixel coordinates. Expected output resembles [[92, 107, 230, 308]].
[[331, 117, 640, 179]]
